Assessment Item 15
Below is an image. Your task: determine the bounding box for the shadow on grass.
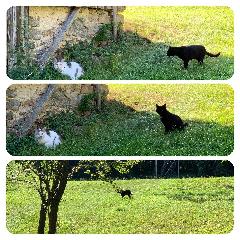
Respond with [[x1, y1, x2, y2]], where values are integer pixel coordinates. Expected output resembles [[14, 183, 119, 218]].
[[6, 97, 234, 156], [7, 31, 234, 80], [163, 189, 234, 203]]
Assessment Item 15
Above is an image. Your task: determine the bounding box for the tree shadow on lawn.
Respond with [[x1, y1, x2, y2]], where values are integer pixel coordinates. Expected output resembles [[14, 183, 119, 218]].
[[152, 178, 234, 204], [7, 31, 234, 80], [72, 31, 234, 80], [7, 98, 234, 156], [161, 188, 234, 203]]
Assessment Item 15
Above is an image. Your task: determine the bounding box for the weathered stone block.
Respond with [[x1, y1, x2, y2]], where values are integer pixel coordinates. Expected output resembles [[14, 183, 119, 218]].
[[117, 14, 124, 23], [7, 99, 21, 111], [6, 111, 14, 120], [29, 29, 42, 40], [27, 6, 124, 57], [29, 16, 40, 27], [6, 89, 17, 98], [81, 85, 94, 93]]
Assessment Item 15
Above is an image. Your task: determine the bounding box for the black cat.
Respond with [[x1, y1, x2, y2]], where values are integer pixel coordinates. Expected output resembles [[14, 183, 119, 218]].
[[167, 45, 220, 69], [156, 104, 188, 133], [117, 189, 132, 198]]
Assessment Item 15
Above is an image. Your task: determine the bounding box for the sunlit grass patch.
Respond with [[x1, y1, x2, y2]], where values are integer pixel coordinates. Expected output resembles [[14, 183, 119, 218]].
[[7, 177, 234, 234], [8, 6, 233, 80], [7, 84, 234, 156]]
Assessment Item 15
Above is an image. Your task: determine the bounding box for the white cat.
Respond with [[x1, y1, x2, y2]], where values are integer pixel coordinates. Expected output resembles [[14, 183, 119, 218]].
[[53, 59, 84, 80], [35, 128, 61, 149]]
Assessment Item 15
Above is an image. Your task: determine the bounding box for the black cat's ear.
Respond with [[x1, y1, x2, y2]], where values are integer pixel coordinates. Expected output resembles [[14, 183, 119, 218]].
[[163, 103, 166, 108], [156, 104, 159, 107]]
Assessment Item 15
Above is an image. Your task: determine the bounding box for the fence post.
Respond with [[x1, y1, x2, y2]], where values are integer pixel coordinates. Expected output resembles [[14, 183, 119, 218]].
[[155, 160, 158, 178], [93, 84, 102, 112], [178, 160, 180, 178], [112, 6, 118, 41], [7, 6, 29, 71], [7, 7, 18, 70]]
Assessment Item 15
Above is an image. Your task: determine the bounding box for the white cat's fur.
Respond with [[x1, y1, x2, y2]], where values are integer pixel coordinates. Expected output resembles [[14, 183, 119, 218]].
[[35, 128, 61, 149], [53, 59, 84, 80]]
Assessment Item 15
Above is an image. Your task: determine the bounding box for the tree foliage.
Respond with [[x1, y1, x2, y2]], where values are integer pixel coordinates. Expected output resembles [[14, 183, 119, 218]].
[[7, 160, 139, 234]]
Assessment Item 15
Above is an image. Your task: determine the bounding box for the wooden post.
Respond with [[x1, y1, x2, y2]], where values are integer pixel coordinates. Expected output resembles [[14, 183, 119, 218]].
[[155, 160, 158, 178], [22, 7, 29, 49], [93, 84, 102, 112], [7, 7, 17, 70], [13, 84, 56, 137], [37, 7, 80, 70], [7, 6, 29, 71], [112, 6, 118, 41], [177, 160, 180, 178]]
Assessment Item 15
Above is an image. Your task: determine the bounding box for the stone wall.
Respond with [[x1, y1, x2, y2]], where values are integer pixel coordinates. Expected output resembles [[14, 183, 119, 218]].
[[28, 6, 125, 57], [6, 84, 108, 134]]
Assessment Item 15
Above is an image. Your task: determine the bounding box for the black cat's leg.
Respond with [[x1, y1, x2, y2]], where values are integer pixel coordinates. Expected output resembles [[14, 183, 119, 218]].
[[176, 123, 183, 129], [183, 60, 189, 69], [178, 123, 187, 131], [164, 128, 170, 134], [198, 57, 204, 65], [178, 125, 184, 131]]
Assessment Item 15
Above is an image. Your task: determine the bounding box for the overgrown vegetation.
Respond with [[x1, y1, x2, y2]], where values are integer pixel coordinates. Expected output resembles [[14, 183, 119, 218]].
[[77, 93, 97, 113], [7, 6, 233, 80], [7, 84, 234, 156], [7, 176, 234, 234]]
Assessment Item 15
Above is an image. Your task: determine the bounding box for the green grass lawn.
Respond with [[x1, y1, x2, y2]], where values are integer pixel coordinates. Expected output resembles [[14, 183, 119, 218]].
[[6, 177, 234, 234], [7, 84, 234, 156], [8, 6, 233, 80]]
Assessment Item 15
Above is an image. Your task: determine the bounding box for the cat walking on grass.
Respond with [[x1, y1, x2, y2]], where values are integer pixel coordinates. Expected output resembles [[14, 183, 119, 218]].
[[167, 45, 220, 69], [117, 189, 133, 199]]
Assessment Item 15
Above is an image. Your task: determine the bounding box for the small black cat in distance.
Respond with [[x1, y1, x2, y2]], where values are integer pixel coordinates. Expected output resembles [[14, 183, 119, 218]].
[[156, 104, 188, 133], [167, 45, 220, 69], [117, 189, 132, 199]]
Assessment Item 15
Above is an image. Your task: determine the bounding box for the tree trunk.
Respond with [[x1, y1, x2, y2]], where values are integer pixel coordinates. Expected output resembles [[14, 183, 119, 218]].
[[48, 162, 70, 233], [48, 201, 60, 234], [47, 161, 71, 233], [38, 202, 47, 234], [48, 179, 68, 234]]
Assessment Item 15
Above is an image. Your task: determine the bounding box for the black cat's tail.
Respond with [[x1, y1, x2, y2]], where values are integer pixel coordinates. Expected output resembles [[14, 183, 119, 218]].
[[206, 51, 220, 57]]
